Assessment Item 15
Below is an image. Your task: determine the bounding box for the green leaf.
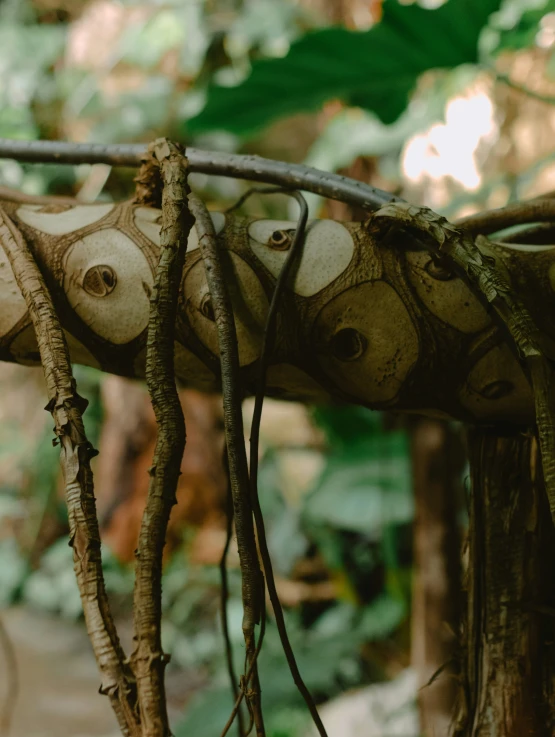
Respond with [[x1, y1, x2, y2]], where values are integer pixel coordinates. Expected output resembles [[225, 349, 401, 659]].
[[490, 0, 554, 54], [0, 540, 28, 606], [302, 419, 413, 536], [187, 0, 502, 135], [358, 593, 406, 640], [303, 407, 413, 537]]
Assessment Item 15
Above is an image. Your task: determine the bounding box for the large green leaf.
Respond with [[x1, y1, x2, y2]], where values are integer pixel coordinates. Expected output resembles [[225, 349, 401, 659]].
[[303, 407, 413, 536], [187, 0, 502, 135]]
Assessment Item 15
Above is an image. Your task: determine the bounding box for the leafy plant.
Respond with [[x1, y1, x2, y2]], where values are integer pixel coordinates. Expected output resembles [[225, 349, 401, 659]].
[[187, 0, 503, 136]]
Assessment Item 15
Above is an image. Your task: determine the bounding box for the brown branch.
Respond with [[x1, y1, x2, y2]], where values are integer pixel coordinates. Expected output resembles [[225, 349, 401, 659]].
[[188, 192, 266, 737], [131, 140, 193, 737], [457, 199, 555, 236], [220, 449, 245, 737], [219, 627, 267, 737], [0, 615, 17, 737], [0, 138, 396, 210], [0, 206, 139, 735]]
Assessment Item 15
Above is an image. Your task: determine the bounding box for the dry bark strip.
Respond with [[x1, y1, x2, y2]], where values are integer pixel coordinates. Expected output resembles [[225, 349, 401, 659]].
[[188, 192, 266, 737], [0, 206, 140, 736], [131, 139, 194, 737]]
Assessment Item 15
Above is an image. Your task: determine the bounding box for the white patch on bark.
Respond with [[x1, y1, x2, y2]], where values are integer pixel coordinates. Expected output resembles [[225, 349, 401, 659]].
[[248, 219, 354, 297], [184, 251, 268, 366], [16, 204, 114, 234], [62, 228, 153, 345]]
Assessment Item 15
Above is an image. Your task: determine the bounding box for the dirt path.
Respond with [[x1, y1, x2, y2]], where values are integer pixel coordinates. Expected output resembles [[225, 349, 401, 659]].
[[0, 606, 120, 737]]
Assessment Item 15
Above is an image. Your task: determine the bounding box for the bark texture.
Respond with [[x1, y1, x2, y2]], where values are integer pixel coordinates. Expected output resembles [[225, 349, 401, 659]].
[[0, 206, 140, 735], [410, 419, 463, 736], [131, 141, 193, 737], [454, 429, 555, 737], [0, 195, 552, 425]]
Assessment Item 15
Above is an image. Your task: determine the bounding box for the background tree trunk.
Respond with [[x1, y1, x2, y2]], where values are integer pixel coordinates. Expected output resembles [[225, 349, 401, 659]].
[[454, 429, 555, 737], [410, 419, 464, 736]]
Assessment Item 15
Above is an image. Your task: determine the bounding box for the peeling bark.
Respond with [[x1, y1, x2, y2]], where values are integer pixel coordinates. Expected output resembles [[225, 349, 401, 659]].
[[453, 429, 555, 737]]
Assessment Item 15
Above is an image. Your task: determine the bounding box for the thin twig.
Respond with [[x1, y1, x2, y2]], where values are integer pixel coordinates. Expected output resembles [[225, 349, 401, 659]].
[[0, 206, 139, 736], [220, 448, 245, 737], [131, 139, 194, 737], [224, 185, 294, 214], [457, 199, 555, 236], [0, 139, 396, 210], [188, 191, 266, 737], [0, 615, 17, 737], [219, 620, 266, 737], [496, 222, 555, 245], [495, 72, 555, 107], [246, 191, 328, 737]]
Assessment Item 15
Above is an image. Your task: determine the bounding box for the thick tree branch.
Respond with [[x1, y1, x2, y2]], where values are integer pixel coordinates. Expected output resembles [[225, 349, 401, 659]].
[[1, 196, 555, 424]]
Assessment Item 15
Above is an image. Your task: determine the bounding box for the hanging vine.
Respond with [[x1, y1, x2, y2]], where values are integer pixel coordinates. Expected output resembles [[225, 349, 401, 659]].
[[1, 137, 555, 737]]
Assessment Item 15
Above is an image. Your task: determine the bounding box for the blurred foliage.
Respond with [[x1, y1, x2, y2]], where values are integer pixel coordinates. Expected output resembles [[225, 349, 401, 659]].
[[486, 0, 555, 52], [172, 408, 411, 737], [188, 0, 503, 135]]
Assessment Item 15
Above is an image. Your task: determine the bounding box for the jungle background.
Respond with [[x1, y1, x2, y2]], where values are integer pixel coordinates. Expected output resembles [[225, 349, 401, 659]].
[[0, 0, 554, 735]]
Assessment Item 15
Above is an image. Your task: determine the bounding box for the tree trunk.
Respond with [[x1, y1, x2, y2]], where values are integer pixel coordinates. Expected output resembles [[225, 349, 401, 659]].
[[454, 428, 555, 737], [410, 419, 464, 736]]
